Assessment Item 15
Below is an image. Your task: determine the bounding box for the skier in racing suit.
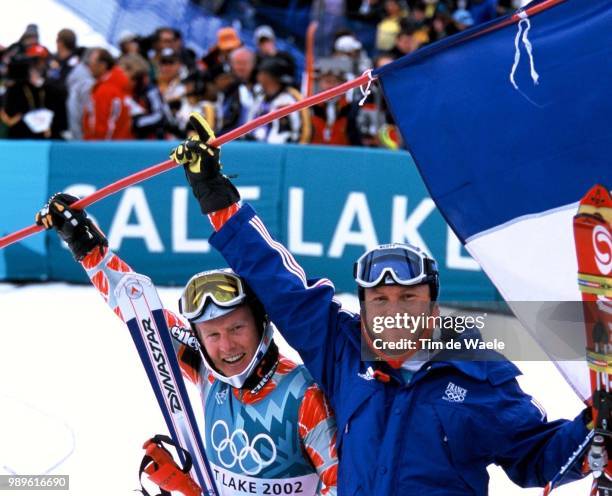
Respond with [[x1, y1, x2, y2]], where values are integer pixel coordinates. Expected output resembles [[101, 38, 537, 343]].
[[167, 113, 592, 495], [35, 190, 338, 496]]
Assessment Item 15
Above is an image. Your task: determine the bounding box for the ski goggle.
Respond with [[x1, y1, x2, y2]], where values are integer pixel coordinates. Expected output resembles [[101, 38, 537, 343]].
[[354, 244, 437, 289], [179, 270, 247, 322]]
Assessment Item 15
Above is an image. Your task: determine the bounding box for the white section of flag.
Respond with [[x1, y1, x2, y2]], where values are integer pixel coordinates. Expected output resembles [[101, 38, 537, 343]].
[[466, 202, 580, 301], [465, 202, 590, 399]]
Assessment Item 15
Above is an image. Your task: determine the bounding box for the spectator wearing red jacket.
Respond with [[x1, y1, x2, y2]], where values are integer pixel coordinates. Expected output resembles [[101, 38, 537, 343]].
[[83, 48, 133, 140], [310, 59, 361, 146]]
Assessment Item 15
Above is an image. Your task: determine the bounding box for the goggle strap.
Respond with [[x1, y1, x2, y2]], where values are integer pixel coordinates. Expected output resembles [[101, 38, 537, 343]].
[[424, 257, 438, 275]]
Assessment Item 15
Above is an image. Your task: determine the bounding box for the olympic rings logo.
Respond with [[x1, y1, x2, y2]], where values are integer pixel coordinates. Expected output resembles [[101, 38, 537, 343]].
[[444, 391, 465, 402], [211, 420, 277, 476], [442, 382, 467, 403]]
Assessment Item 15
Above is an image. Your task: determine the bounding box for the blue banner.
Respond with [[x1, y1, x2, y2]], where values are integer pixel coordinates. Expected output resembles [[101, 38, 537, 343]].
[[46, 142, 284, 285], [281, 146, 496, 299], [0, 142, 498, 300], [0, 141, 50, 280]]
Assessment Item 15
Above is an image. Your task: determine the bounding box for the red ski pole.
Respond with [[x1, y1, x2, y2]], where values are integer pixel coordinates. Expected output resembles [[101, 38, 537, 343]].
[[0, 71, 373, 250]]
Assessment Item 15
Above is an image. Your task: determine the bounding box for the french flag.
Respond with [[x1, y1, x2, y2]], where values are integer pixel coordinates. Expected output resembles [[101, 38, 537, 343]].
[[375, 0, 611, 399]]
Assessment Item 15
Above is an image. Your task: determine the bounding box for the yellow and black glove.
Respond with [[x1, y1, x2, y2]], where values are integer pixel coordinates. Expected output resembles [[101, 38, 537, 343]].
[[169, 113, 240, 214], [35, 193, 107, 261]]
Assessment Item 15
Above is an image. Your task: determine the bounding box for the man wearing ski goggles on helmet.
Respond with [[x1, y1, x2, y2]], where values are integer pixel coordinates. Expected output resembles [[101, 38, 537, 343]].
[[35, 195, 338, 495], [178, 268, 273, 389], [169, 112, 591, 495], [177, 268, 338, 496], [354, 243, 442, 365]]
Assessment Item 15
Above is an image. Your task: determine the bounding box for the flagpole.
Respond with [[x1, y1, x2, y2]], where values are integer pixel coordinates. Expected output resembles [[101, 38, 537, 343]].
[[464, 0, 566, 42]]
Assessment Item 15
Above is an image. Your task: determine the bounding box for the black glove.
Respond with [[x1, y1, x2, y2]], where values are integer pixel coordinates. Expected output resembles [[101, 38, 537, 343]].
[[35, 193, 108, 261], [169, 112, 240, 215]]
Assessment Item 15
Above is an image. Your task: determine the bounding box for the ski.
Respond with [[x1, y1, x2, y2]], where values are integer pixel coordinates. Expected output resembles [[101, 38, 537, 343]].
[[115, 272, 218, 496], [573, 184, 612, 495]]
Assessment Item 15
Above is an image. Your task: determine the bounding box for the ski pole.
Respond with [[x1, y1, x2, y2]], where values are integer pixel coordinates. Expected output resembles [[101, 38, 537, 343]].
[[0, 71, 374, 251]]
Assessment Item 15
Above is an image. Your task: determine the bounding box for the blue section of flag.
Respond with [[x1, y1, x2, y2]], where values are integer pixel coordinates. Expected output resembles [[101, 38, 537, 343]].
[[375, 0, 612, 242]]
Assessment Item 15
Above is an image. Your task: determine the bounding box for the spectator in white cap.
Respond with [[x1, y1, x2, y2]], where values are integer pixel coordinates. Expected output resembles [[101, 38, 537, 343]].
[[332, 33, 371, 82], [334, 34, 362, 53], [254, 25, 275, 47], [253, 25, 296, 85], [310, 57, 362, 146]]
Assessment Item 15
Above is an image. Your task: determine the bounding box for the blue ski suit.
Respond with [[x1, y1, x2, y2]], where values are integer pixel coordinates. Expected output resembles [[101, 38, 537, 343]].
[[209, 203, 589, 495]]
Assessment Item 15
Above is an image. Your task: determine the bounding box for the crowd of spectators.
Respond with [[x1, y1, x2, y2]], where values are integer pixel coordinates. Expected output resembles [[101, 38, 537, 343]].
[[0, 0, 508, 148]]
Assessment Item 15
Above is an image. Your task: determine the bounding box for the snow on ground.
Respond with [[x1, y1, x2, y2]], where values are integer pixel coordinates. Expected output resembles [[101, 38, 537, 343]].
[[0, 282, 592, 495]]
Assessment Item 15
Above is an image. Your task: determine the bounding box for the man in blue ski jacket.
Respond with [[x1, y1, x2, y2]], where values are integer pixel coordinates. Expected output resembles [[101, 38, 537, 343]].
[[171, 113, 591, 495]]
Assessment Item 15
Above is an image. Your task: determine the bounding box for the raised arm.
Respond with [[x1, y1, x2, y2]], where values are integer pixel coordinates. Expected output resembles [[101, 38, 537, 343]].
[[35, 193, 202, 385], [171, 113, 356, 396], [209, 203, 349, 395]]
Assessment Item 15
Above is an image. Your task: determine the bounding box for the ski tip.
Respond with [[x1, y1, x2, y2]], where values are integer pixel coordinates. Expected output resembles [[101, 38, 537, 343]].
[[580, 184, 611, 208], [577, 184, 612, 221]]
